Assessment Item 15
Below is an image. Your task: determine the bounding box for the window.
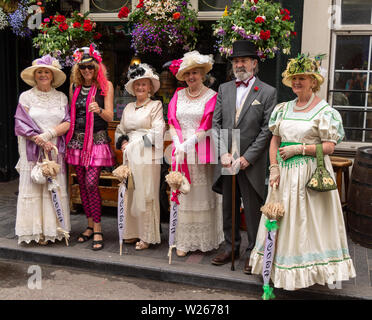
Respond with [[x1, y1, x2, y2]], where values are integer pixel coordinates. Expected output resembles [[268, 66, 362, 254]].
[[89, 0, 131, 14], [198, 0, 233, 12], [329, 0, 372, 142]]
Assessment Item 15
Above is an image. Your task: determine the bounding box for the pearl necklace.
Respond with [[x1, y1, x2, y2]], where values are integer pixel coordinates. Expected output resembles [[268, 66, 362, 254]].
[[34, 87, 54, 103], [186, 85, 203, 98], [293, 93, 315, 111]]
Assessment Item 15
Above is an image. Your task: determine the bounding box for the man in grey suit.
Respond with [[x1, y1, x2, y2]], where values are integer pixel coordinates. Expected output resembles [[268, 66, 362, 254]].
[[211, 40, 277, 274]]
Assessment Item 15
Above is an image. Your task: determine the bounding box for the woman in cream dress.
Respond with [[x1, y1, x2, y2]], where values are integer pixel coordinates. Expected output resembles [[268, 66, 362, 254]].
[[115, 63, 165, 250], [14, 55, 71, 245], [250, 55, 356, 291]]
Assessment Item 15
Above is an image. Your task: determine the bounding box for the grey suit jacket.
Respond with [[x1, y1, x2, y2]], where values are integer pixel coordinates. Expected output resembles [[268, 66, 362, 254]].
[[212, 77, 277, 200]]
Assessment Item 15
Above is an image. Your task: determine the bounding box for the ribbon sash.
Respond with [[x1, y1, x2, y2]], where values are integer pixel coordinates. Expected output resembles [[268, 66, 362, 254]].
[[262, 228, 277, 285], [168, 199, 178, 247], [117, 183, 126, 245], [48, 177, 66, 230]]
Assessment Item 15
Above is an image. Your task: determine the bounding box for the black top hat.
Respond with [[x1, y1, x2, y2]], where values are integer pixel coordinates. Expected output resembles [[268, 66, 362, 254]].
[[229, 40, 260, 60]]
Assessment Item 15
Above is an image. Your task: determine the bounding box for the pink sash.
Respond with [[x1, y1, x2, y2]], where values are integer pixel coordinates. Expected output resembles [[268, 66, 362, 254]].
[[66, 85, 97, 168], [168, 88, 217, 183]]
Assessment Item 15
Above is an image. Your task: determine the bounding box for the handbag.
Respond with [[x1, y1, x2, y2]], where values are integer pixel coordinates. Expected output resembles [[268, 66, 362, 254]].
[[31, 161, 46, 184], [306, 144, 337, 192]]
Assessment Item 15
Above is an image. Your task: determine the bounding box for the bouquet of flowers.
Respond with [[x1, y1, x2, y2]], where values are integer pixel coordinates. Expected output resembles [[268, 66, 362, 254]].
[[33, 11, 102, 67], [120, 0, 199, 56], [213, 0, 296, 60]]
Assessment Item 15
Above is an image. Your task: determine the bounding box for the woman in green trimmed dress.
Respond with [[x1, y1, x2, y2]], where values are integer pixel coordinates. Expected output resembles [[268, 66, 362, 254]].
[[250, 55, 356, 291]]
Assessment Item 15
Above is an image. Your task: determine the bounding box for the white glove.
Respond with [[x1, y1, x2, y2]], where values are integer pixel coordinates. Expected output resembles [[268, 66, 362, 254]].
[[177, 134, 198, 153], [172, 135, 181, 149], [39, 128, 57, 142], [278, 144, 303, 161], [269, 164, 280, 186]]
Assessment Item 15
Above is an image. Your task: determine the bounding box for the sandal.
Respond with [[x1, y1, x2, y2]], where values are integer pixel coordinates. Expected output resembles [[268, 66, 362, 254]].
[[38, 237, 48, 246], [77, 227, 93, 243], [176, 249, 188, 257], [135, 240, 149, 250], [92, 232, 104, 251]]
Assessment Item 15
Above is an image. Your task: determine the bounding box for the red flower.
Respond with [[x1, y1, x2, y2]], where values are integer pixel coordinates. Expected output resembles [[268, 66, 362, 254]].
[[259, 30, 271, 40], [253, 0, 259, 3], [291, 31, 297, 36], [136, 0, 144, 8], [58, 22, 68, 32], [173, 12, 181, 20], [94, 32, 102, 40], [83, 22, 93, 32], [73, 22, 81, 28], [118, 6, 130, 19], [254, 17, 265, 24], [55, 15, 66, 23], [282, 15, 290, 21], [254, 86, 259, 91], [37, 1, 42, 5]]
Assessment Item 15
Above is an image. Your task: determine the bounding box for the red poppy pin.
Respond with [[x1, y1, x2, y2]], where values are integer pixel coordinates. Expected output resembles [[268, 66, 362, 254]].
[[254, 86, 259, 92]]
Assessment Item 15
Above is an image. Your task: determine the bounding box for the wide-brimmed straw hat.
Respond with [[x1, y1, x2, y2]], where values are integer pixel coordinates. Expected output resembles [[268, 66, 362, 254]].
[[282, 54, 325, 88], [20, 55, 66, 88], [125, 63, 160, 96], [175, 51, 214, 81]]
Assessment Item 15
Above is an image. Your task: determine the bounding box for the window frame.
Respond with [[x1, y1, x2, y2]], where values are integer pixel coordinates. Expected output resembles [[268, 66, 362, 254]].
[[82, 0, 226, 21], [328, 0, 372, 143]]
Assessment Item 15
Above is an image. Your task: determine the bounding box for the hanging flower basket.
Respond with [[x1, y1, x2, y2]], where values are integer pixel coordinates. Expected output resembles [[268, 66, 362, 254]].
[[213, 0, 296, 60], [32, 11, 101, 67], [121, 0, 199, 56]]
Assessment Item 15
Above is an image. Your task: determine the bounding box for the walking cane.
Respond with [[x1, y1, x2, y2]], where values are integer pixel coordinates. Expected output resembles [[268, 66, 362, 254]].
[[231, 173, 236, 271]]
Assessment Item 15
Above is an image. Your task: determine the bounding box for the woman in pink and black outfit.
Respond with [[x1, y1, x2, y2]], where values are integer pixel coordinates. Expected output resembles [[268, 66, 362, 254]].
[[168, 51, 224, 257], [66, 45, 115, 250]]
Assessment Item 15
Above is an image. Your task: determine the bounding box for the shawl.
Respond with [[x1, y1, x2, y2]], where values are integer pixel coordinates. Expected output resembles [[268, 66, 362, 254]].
[[14, 103, 70, 162], [167, 88, 217, 183], [65, 85, 97, 168]]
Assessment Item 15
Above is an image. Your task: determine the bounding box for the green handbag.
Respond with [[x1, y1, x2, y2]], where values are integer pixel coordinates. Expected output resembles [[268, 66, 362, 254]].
[[306, 144, 337, 192]]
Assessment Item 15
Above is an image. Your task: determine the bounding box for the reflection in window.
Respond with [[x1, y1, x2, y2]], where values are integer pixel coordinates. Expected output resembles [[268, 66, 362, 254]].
[[335, 36, 370, 70], [90, 0, 131, 13], [198, 0, 234, 11], [342, 0, 372, 24]]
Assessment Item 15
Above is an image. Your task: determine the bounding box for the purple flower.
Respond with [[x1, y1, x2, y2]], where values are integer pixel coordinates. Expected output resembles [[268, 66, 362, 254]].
[[251, 6, 257, 11], [35, 54, 55, 66], [8, 0, 32, 38]]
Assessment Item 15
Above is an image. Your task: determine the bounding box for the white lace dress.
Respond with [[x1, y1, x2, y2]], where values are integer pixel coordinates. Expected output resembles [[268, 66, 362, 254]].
[[175, 89, 224, 253], [15, 87, 71, 244]]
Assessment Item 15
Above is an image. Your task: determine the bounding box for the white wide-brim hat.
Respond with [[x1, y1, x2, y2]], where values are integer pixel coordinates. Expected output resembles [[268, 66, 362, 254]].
[[21, 55, 66, 88], [176, 51, 214, 81], [125, 63, 160, 96]]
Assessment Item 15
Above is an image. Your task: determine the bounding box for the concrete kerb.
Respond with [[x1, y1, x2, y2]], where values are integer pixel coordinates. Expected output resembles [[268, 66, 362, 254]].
[[0, 242, 364, 300]]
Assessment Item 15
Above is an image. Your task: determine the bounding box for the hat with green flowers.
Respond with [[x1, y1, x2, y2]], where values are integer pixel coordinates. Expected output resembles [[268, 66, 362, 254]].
[[282, 53, 325, 88]]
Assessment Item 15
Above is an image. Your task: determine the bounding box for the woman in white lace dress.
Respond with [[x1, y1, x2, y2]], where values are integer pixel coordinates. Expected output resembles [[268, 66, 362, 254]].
[[168, 51, 224, 257], [14, 55, 71, 245]]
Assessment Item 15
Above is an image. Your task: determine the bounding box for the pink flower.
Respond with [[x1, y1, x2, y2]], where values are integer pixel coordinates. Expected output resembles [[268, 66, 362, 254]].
[[169, 59, 182, 76]]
